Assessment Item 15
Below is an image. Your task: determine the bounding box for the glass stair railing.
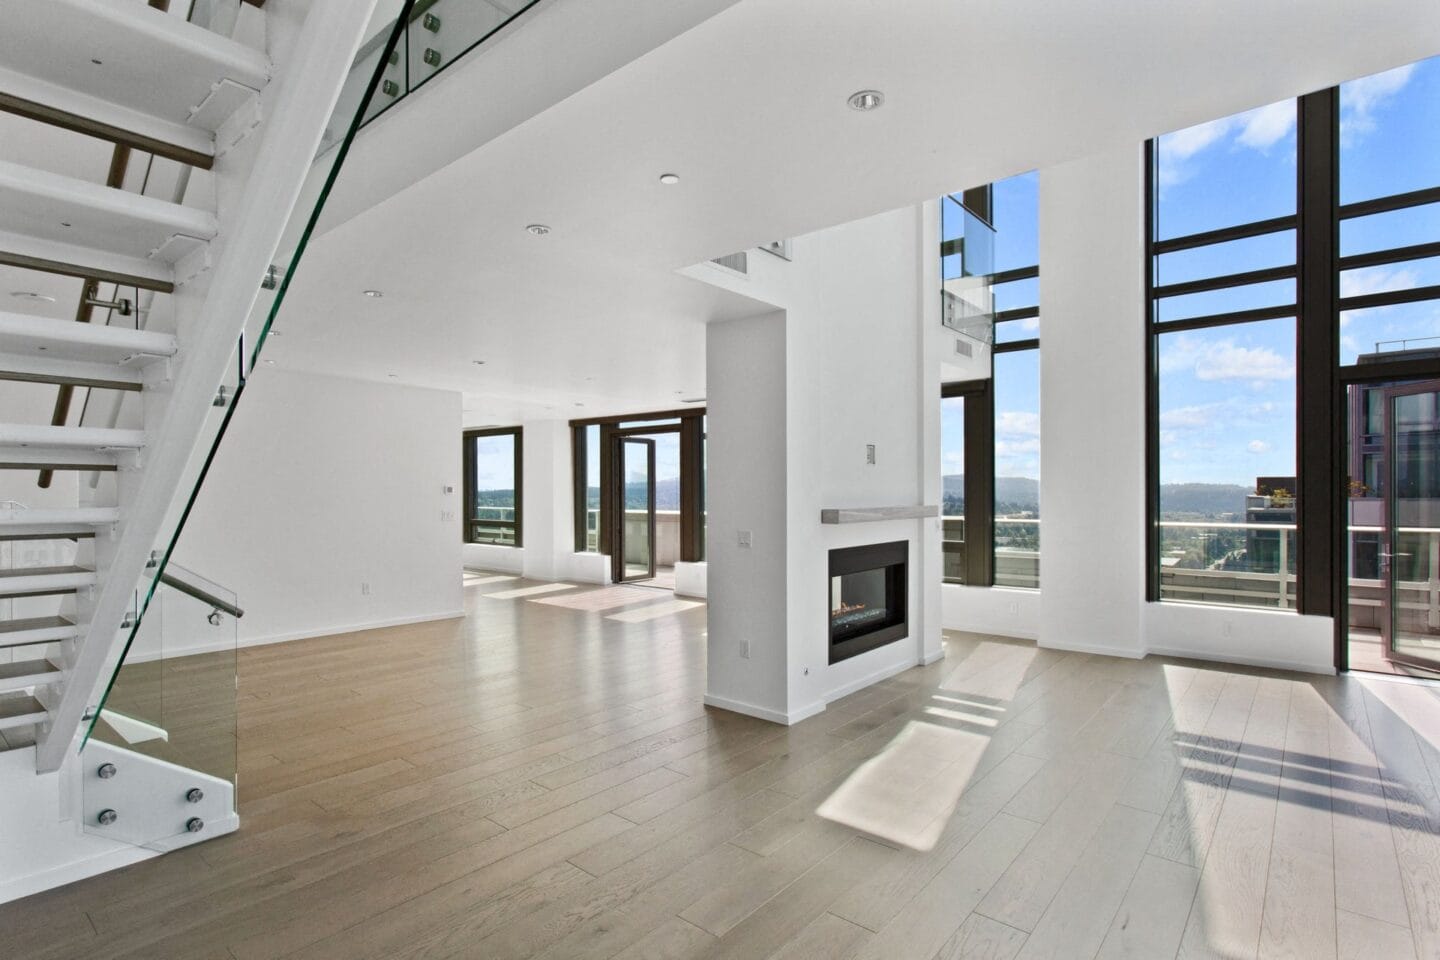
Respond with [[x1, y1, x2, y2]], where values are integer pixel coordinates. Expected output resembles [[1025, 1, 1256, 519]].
[[77, 1, 419, 760], [940, 193, 997, 343], [82, 561, 239, 849], [321, 0, 542, 154]]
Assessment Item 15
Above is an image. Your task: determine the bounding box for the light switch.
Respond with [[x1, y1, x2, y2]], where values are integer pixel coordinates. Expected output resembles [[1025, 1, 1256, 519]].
[[865, 443, 876, 465], [738, 530, 752, 548]]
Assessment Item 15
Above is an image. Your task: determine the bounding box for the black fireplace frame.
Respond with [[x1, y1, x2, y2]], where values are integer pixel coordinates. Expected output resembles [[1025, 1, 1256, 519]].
[[828, 540, 909, 664]]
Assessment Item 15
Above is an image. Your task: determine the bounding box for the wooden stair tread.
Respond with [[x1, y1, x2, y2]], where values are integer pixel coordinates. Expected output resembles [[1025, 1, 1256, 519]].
[[0, 694, 46, 723], [0, 616, 74, 634]]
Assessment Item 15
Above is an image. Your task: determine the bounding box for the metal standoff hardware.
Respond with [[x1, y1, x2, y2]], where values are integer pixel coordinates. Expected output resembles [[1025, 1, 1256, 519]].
[[97, 763, 117, 779], [186, 818, 205, 833], [186, 787, 205, 803], [97, 809, 118, 826]]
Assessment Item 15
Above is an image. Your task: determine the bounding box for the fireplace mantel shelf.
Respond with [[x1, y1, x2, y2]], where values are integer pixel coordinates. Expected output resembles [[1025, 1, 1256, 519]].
[[820, 505, 939, 524]]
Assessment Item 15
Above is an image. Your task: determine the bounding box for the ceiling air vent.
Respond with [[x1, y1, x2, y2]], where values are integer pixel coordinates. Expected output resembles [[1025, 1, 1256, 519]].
[[710, 252, 748, 275]]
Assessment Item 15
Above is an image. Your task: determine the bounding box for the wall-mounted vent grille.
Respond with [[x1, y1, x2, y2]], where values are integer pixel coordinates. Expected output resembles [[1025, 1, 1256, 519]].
[[710, 252, 748, 274], [954, 337, 974, 358]]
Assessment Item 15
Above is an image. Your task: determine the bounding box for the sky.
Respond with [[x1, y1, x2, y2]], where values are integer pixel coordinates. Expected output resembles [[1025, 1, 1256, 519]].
[[475, 423, 681, 503], [943, 55, 1439, 500]]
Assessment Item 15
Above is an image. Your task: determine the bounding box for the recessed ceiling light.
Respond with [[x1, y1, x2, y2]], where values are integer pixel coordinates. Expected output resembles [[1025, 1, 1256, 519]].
[[681, 397, 706, 403], [90, 59, 103, 66], [526, 223, 551, 236], [363, 289, 383, 298], [472, 360, 486, 365], [658, 173, 680, 185], [264, 359, 276, 365], [847, 89, 884, 111], [59, 221, 72, 228], [387, 373, 398, 378], [574, 402, 584, 407], [10, 291, 56, 303]]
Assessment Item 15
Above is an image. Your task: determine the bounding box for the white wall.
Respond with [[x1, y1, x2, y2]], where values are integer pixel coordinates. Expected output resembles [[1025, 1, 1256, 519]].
[[705, 310, 790, 721], [703, 207, 942, 723], [174, 368, 465, 647]]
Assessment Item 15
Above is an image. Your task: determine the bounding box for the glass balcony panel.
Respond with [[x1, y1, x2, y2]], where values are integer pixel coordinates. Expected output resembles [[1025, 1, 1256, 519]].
[[1159, 522, 1297, 608]]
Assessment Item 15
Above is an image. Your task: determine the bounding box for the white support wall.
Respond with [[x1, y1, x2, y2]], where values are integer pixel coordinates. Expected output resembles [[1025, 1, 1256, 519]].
[[703, 206, 942, 723]]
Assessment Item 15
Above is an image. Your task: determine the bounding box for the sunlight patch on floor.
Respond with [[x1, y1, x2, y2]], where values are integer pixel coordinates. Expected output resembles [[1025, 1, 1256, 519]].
[[531, 586, 659, 611], [464, 573, 517, 586], [816, 719, 987, 851], [941, 643, 1037, 702], [484, 583, 577, 600], [606, 599, 705, 623]]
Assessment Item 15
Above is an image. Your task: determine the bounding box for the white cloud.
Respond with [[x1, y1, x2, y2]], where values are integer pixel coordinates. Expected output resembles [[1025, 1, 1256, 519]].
[[1194, 342, 1293, 382], [1341, 63, 1417, 144], [1160, 116, 1235, 165], [1247, 439, 1271, 454], [1340, 266, 1418, 300], [1160, 404, 1218, 430], [1235, 101, 1296, 152], [996, 411, 1041, 437]]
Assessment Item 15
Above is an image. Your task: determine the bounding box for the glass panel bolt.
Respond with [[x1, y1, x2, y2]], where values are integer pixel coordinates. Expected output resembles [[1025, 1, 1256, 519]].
[[186, 818, 205, 833], [186, 787, 205, 803], [423, 47, 441, 67], [423, 12, 440, 31], [97, 809, 117, 826], [97, 763, 117, 779]]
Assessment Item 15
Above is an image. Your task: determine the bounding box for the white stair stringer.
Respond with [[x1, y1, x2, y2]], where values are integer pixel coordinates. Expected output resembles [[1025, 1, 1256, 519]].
[[33, 0, 385, 775], [81, 741, 237, 852]]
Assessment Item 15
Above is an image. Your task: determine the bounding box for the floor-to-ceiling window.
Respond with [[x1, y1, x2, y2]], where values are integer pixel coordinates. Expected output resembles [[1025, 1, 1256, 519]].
[[464, 427, 522, 546], [940, 171, 1040, 589], [1146, 54, 1440, 672]]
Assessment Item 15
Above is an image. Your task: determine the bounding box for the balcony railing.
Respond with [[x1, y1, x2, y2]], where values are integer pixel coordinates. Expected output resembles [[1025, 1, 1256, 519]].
[[942, 516, 1440, 620]]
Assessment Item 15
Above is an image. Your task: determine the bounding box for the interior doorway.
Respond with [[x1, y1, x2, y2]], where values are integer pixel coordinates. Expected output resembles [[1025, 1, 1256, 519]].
[[596, 416, 702, 589], [1343, 371, 1440, 678]]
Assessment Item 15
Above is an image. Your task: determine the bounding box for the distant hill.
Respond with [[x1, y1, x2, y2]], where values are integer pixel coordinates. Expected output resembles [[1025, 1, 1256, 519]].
[[944, 476, 1250, 519], [943, 475, 1039, 512], [1158, 483, 1250, 518]]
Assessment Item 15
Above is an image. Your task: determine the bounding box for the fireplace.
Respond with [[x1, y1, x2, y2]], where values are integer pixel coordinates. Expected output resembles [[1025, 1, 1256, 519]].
[[828, 540, 908, 664]]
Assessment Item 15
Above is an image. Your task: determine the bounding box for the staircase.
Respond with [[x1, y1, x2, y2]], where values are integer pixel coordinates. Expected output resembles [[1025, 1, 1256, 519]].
[[0, 0, 388, 789]]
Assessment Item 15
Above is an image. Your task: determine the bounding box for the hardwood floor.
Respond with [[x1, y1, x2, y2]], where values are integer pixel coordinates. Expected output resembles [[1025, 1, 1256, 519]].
[[6, 573, 1440, 959]]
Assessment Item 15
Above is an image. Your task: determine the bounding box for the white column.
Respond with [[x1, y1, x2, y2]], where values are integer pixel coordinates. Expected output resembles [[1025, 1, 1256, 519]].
[[1038, 144, 1147, 658]]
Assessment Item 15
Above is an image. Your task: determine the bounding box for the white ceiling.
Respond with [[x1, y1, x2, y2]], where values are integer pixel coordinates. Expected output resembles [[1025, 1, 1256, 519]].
[[225, 0, 1440, 420]]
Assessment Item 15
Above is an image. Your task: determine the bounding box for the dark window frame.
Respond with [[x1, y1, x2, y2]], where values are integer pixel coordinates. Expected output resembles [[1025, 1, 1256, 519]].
[[1145, 80, 1440, 669], [569, 408, 706, 560], [463, 426, 523, 548]]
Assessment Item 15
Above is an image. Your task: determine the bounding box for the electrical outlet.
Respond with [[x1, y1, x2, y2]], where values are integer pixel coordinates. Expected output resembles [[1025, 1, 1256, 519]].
[[740, 639, 751, 659], [361, 582, 371, 596], [865, 443, 876, 465], [1221, 620, 1234, 638], [738, 530, 752, 548], [441, 510, 454, 522]]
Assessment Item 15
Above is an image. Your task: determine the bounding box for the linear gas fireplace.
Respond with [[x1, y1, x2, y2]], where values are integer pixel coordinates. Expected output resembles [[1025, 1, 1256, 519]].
[[828, 540, 908, 664]]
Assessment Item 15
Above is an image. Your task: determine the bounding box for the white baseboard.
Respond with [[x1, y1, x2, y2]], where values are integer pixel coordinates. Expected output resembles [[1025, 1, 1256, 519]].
[[703, 693, 823, 725], [0, 842, 155, 906], [825, 657, 920, 704], [1146, 644, 1336, 676], [136, 609, 467, 661], [1040, 637, 1145, 660], [921, 647, 946, 665]]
